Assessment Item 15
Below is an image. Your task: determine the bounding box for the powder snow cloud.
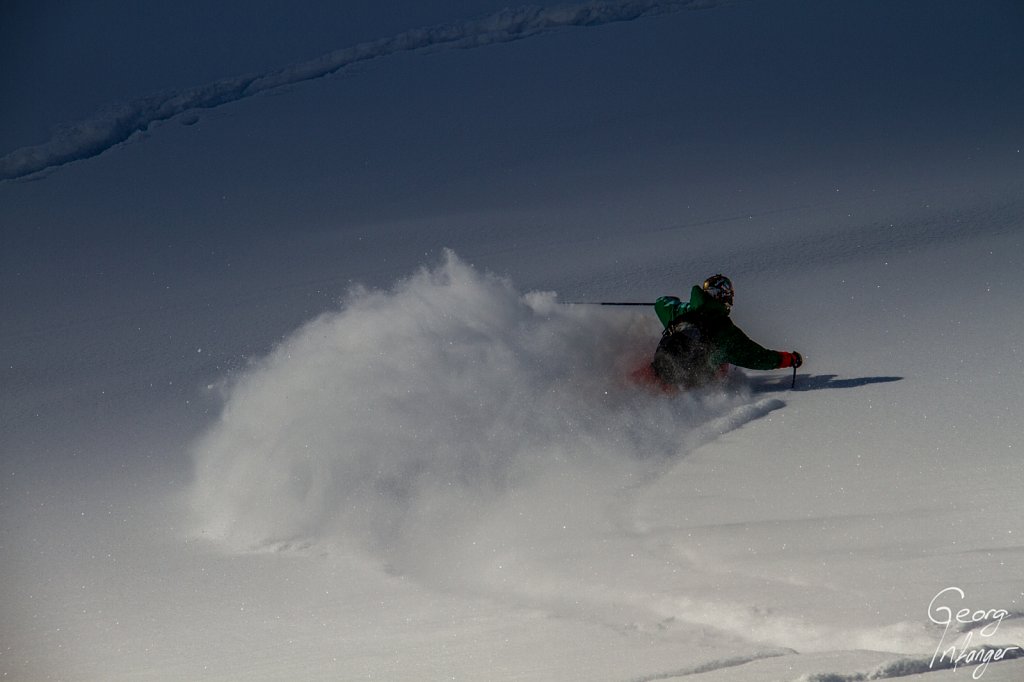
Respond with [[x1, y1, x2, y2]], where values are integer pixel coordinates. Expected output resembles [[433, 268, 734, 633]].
[[187, 252, 766, 560]]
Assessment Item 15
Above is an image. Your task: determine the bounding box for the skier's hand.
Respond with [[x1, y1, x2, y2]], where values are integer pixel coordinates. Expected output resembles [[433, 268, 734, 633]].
[[779, 351, 803, 369]]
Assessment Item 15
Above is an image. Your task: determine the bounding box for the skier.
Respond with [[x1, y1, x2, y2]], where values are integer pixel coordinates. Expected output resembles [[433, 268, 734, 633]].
[[648, 274, 802, 389]]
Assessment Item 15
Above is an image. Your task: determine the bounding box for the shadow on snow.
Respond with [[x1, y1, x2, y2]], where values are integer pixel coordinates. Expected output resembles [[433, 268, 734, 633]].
[[750, 373, 904, 393]]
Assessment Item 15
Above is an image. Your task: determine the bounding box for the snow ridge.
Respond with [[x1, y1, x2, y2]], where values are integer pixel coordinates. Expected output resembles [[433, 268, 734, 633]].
[[795, 645, 1024, 681], [0, 0, 714, 181], [628, 650, 792, 681]]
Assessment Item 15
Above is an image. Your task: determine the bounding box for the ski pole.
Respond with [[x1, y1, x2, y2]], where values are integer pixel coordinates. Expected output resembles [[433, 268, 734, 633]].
[[791, 364, 797, 390], [560, 301, 653, 306]]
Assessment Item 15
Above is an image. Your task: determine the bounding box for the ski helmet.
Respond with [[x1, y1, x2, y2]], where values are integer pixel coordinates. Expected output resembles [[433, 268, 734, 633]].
[[702, 274, 734, 309]]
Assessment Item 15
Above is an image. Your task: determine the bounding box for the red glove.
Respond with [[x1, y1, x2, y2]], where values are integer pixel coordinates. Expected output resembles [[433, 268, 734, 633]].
[[778, 351, 803, 369]]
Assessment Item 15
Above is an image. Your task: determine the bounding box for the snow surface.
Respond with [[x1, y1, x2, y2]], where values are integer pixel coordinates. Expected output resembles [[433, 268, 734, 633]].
[[2, 1, 1023, 680], [0, 0, 713, 182]]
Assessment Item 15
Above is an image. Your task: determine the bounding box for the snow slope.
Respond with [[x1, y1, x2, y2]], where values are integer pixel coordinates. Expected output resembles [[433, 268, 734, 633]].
[[2, 1, 1023, 680], [0, 0, 715, 181]]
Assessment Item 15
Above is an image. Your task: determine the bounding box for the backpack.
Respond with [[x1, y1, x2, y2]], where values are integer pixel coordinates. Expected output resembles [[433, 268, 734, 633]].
[[651, 312, 715, 386]]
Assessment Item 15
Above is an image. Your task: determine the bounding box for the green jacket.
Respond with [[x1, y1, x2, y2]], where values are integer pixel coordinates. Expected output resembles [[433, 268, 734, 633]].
[[654, 286, 783, 371]]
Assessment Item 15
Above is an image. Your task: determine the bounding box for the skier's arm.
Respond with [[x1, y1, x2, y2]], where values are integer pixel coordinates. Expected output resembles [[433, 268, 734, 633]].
[[654, 296, 688, 328], [715, 322, 792, 370]]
